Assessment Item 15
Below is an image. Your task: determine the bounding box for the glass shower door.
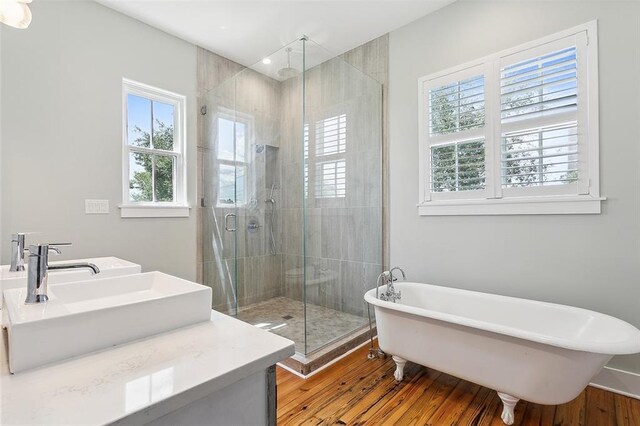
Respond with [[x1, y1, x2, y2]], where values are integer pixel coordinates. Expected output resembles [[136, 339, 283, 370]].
[[201, 36, 382, 357], [202, 77, 240, 316]]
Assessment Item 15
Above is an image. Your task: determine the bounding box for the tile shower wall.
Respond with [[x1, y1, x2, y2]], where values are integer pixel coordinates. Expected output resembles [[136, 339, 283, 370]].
[[279, 42, 385, 321]]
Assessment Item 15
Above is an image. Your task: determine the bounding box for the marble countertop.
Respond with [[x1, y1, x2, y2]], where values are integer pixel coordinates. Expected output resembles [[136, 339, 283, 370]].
[[0, 310, 295, 425]]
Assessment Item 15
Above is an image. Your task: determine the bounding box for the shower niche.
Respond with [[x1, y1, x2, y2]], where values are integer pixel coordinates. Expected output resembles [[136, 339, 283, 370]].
[[201, 37, 383, 361]]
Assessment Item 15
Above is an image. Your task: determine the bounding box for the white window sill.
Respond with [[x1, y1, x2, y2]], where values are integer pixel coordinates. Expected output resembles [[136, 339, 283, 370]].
[[119, 204, 191, 218], [417, 195, 605, 216]]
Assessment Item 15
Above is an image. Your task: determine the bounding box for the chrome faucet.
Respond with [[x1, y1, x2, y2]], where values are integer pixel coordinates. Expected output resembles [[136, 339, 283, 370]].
[[10, 233, 26, 272], [376, 270, 391, 299], [376, 267, 405, 303], [25, 243, 100, 304], [388, 267, 406, 300]]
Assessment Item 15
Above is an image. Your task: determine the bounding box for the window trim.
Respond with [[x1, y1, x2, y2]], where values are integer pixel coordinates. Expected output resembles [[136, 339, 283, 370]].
[[417, 21, 603, 216], [120, 78, 189, 218]]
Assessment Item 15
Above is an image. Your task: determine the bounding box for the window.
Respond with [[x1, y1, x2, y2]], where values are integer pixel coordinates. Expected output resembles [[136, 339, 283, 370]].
[[427, 70, 488, 199], [305, 113, 348, 201], [418, 22, 602, 215], [216, 110, 250, 207], [121, 79, 188, 218]]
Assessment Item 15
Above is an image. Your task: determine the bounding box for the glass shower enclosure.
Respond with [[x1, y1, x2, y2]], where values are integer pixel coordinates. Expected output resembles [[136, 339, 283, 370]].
[[202, 37, 382, 356]]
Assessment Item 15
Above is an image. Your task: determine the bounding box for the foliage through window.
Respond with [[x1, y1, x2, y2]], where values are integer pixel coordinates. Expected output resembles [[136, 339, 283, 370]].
[[216, 113, 248, 206], [500, 46, 578, 189], [431, 140, 485, 192], [418, 22, 600, 215], [123, 79, 186, 209], [428, 74, 486, 193]]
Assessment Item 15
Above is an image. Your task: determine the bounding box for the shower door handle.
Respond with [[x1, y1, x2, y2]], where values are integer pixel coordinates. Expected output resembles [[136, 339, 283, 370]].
[[224, 213, 237, 232]]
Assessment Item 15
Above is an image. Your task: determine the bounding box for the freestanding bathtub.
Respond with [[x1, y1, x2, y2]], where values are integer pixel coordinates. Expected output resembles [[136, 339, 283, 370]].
[[364, 282, 640, 425]]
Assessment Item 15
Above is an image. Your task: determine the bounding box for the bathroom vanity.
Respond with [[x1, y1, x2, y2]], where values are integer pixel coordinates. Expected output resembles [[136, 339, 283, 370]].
[[0, 310, 295, 425]]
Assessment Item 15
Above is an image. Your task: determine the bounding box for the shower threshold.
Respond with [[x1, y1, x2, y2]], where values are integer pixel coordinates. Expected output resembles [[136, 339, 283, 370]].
[[237, 296, 373, 375]]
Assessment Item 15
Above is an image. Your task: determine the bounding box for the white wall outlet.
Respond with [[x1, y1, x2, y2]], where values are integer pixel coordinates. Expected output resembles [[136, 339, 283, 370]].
[[85, 199, 110, 214]]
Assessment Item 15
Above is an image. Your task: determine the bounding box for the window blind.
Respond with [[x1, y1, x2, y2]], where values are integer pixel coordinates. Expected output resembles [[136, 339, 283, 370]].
[[304, 124, 309, 198], [429, 75, 485, 136], [315, 160, 346, 198], [316, 114, 347, 155], [500, 46, 579, 189], [502, 123, 578, 187], [501, 46, 577, 121], [431, 140, 485, 192], [305, 114, 348, 199], [427, 73, 486, 193]]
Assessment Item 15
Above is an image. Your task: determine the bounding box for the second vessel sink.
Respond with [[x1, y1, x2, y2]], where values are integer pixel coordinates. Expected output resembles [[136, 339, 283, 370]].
[[4, 271, 212, 373]]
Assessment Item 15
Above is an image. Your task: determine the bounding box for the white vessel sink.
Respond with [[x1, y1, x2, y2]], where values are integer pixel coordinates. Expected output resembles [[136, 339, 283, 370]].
[[3, 271, 212, 373], [0, 257, 141, 307]]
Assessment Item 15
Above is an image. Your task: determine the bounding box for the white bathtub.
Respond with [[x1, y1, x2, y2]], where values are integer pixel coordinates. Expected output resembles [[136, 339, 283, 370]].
[[364, 282, 640, 425]]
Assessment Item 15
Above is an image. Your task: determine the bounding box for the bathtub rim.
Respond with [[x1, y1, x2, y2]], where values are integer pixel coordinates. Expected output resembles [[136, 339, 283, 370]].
[[364, 282, 640, 355]]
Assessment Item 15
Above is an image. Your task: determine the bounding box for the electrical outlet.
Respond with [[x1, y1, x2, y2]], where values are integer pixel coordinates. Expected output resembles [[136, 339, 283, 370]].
[[85, 199, 109, 214]]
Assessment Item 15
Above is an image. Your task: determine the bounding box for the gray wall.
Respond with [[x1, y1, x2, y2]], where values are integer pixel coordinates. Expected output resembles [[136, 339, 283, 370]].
[[389, 1, 640, 374], [1, 1, 198, 280]]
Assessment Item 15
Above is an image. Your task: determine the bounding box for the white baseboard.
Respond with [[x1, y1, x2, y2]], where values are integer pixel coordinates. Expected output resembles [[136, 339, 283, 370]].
[[590, 366, 640, 400]]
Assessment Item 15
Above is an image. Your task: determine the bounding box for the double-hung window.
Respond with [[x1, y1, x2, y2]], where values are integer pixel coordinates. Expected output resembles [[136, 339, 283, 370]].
[[418, 22, 601, 215], [121, 79, 188, 218], [216, 109, 250, 207]]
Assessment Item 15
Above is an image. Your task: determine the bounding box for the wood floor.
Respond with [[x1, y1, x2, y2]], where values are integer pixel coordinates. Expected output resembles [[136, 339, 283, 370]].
[[276, 344, 640, 425]]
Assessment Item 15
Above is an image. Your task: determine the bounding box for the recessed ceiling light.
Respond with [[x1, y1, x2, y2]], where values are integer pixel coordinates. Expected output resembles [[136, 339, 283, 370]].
[[0, 0, 32, 29], [219, 25, 228, 30], [262, 58, 272, 65]]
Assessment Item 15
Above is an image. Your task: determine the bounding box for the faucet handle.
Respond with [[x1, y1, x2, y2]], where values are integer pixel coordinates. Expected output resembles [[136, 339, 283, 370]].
[[46, 242, 72, 256], [11, 232, 26, 241], [48, 242, 72, 254], [28, 243, 71, 256]]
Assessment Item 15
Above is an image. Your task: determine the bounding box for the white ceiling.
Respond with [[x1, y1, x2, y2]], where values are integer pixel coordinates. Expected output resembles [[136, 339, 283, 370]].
[[95, 0, 454, 67]]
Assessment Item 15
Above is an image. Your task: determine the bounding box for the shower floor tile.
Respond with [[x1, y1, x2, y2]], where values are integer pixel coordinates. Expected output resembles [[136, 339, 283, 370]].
[[237, 296, 367, 354]]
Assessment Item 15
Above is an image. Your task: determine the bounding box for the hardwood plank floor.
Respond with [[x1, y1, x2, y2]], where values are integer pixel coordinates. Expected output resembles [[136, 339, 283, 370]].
[[276, 345, 640, 425]]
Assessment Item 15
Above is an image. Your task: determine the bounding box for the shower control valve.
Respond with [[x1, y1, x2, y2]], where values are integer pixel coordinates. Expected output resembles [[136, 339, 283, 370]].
[[247, 218, 262, 233]]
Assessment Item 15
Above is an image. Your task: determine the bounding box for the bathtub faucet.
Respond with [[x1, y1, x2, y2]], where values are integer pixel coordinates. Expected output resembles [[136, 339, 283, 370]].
[[387, 267, 405, 302], [376, 268, 404, 303]]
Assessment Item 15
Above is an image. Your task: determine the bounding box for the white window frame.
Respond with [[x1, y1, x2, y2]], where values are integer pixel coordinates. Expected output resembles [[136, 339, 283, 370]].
[[420, 63, 493, 202], [120, 79, 189, 218], [215, 108, 252, 208], [417, 21, 603, 216]]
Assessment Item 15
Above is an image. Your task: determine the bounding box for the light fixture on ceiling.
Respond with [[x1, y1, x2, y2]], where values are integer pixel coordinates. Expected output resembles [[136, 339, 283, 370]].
[[262, 58, 271, 65], [0, 0, 32, 29]]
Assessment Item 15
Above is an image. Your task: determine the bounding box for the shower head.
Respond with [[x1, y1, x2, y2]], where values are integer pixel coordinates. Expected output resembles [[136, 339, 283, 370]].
[[278, 67, 299, 79], [255, 144, 265, 153], [277, 47, 299, 80]]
